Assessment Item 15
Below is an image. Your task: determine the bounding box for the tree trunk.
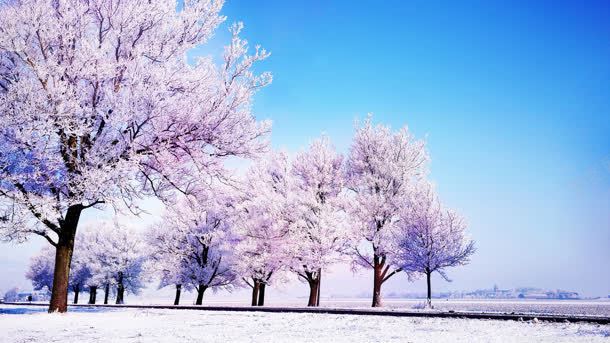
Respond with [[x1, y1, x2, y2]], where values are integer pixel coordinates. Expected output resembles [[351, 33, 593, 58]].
[[115, 271, 125, 305], [426, 268, 432, 308], [88, 286, 97, 304], [317, 269, 322, 306], [48, 205, 82, 313], [307, 280, 319, 307], [173, 284, 182, 305], [195, 285, 207, 305], [307, 271, 321, 307], [251, 280, 260, 306], [73, 285, 80, 304], [104, 283, 110, 304], [257, 283, 266, 306], [372, 255, 383, 307]]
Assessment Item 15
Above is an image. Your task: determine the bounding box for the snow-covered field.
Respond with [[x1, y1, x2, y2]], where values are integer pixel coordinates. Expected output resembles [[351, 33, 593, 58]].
[[0, 305, 609, 343], [96, 293, 610, 317], [318, 299, 610, 317]]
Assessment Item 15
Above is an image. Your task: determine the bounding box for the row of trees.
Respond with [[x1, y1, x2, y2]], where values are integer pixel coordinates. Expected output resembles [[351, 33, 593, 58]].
[[27, 120, 475, 308], [27, 223, 145, 305], [0, 0, 271, 313], [0, 0, 473, 313]]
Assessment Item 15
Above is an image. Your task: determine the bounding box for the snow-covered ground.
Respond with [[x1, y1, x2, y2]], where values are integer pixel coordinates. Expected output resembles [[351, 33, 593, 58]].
[[85, 291, 610, 317], [0, 305, 608, 342], [318, 298, 610, 317]]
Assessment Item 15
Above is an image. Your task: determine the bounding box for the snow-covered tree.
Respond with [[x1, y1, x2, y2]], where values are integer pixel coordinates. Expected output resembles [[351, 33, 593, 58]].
[[3, 287, 19, 302], [25, 247, 55, 294], [394, 183, 475, 308], [81, 233, 115, 305], [145, 231, 184, 305], [26, 242, 92, 304], [234, 152, 293, 306], [68, 243, 92, 304], [0, 0, 271, 312], [289, 137, 350, 306], [345, 117, 428, 307], [82, 222, 147, 304], [147, 190, 239, 305]]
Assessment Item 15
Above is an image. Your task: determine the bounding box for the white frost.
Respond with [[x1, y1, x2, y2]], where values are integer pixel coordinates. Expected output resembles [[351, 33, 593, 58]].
[[0, 305, 608, 343]]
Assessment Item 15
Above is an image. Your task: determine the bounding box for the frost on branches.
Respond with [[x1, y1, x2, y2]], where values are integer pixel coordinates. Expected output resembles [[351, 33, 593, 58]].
[[289, 137, 350, 306], [345, 117, 428, 307], [0, 0, 271, 312], [147, 190, 239, 306], [394, 182, 475, 308], [234, 152, 294, 306], [79, 222, 147, 305]]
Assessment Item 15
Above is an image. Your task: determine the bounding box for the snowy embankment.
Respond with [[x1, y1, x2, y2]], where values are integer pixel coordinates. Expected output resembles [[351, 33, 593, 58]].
[[1, 305, 608, 343]]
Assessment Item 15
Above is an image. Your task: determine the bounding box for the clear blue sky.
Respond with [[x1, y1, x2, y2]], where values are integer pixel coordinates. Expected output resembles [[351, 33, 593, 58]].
[[1, 0, 608, 298]]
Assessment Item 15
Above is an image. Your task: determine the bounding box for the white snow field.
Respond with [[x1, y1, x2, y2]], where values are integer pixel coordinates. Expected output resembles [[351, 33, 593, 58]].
[[0, 305, 608, 343], [318, 299, 610, 317]]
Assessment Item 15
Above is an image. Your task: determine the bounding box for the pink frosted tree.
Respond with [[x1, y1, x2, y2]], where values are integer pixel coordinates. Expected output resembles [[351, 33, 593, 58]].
[[81, 221, 148, 305], [147, 190, 239, 306], [146, 225, 186, 305], [289, 136, 350, 306], [234, 152, 294, 306], [394, 182, 475, 308], [344, 117, 428, 307], [0, 0, 270, 312]]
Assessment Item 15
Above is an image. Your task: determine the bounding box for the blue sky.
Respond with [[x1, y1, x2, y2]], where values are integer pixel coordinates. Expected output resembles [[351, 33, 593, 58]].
[[1, 0, 608, 299]]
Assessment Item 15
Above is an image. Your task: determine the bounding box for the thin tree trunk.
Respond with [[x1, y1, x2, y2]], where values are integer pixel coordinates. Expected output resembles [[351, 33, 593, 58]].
[[73, 285, 80, 304], [195, 285, 207, 305], [316, 269, 322, 306], [426, 268, 432, 308], [88, 286, 97, 304], [173, 284, 182, 305], [257, 283, 266, 306], [115, 271, 125, 305], [104, 283, 110, 304], [251, 280, 260, 306], [372, 255, 383, 307], [48, 205, 82, 313]]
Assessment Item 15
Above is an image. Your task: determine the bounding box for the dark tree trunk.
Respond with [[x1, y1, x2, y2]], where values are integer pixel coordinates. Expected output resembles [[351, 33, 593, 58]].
[[251, 280, 260, 306], [174, 284, 182, 305], [307, 271, 321, 307], [307, 280, 319, 307], [88, 286, 97, 304], [316, 269, 321, 306], [372, 255, 383, 308], [48, 205, 82, 313], [115, 271, 125, 304], [426, 268, 432, 308], [195, 285, 207, 305], [257, 283, 266, 306], [73, 285, 80, 304], [104, 283, 110, 304]]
